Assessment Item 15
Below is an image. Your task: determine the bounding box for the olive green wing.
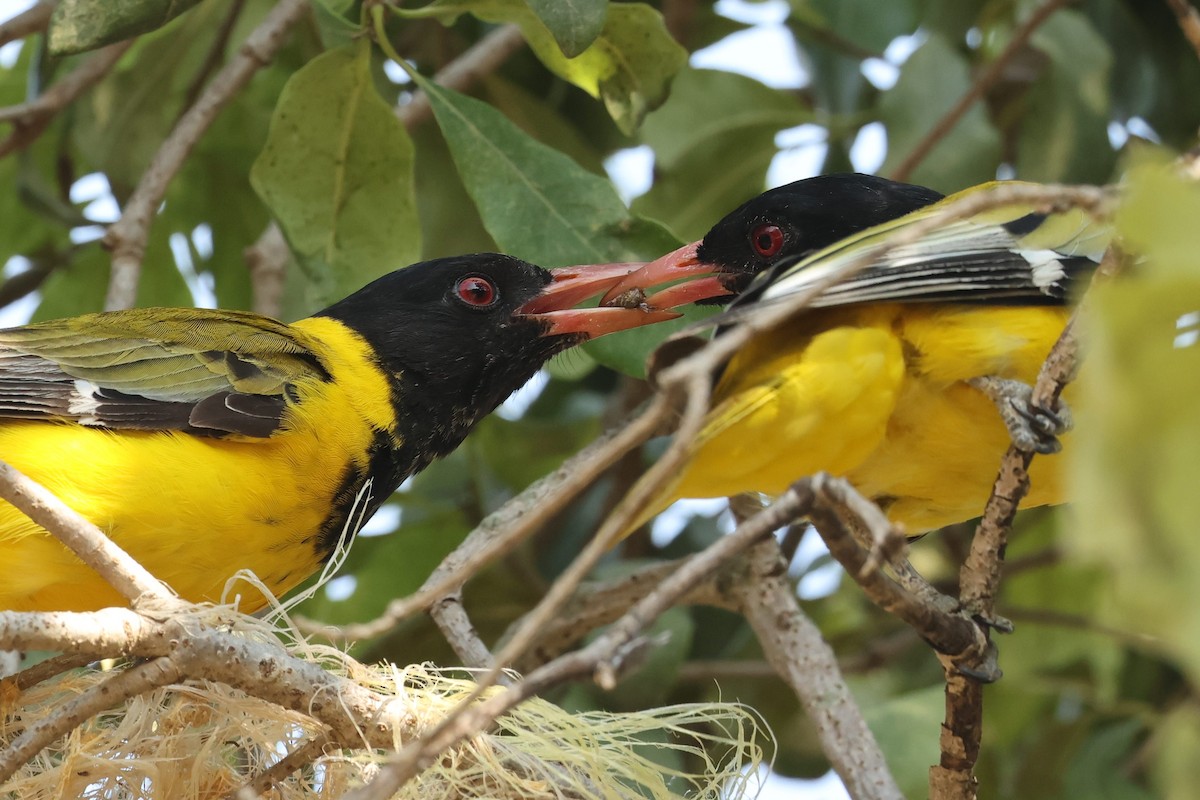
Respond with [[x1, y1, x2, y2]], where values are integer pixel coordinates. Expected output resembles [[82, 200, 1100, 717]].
[[0, 308, 329, 437]]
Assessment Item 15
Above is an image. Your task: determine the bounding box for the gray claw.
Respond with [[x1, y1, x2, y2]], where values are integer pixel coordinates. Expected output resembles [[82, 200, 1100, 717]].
[[968, 376, 1071, 455]]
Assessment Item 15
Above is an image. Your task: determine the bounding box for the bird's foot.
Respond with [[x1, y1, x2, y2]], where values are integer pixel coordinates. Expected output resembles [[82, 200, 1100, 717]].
[[968, 376, 1071, 455], [955, 641, 1004, 683]]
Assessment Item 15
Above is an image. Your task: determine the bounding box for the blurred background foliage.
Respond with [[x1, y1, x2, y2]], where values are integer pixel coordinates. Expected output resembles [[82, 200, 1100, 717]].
[[1, 0, 1199, 796]]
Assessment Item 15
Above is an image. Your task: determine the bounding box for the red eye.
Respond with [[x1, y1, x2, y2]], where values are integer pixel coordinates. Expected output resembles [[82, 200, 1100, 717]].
[[750, 224, 784, 258], [455, 275, 497, 307]]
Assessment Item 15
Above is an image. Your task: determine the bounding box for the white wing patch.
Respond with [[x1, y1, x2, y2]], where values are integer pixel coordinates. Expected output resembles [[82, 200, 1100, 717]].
[[66, 379, 101, 424]]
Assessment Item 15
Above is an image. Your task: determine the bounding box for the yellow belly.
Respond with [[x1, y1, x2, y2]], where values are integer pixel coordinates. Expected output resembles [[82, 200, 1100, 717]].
[[663, 303, 1075, 534], [0, 317, 396, 612]]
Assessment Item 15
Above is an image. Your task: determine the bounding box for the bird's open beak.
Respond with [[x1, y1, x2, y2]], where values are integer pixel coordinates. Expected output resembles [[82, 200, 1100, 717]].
[[518, 262, 683, 338], [597, 242, 734, 310]]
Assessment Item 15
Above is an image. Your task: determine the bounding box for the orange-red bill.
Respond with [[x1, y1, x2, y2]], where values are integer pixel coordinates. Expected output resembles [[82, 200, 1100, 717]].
[[597, 242, 734, 309], [516, 262, 682, 338]]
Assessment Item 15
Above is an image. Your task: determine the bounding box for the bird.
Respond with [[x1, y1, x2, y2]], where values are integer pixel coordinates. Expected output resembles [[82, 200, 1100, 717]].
[[0, 253, 675, 612], [599, 173, 1109, 535]]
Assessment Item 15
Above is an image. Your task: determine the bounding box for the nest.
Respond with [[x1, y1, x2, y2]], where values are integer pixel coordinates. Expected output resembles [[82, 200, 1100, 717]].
[[0, 602, 768, 799]]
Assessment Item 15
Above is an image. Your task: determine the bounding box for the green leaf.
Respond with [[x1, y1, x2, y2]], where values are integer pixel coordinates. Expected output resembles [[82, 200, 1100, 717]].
[[410, 124, 498, 260], [636, 68, 808, 241], [640, 68, 809, 171], [481, 75, 606, 175], [879, 32, 1001, 191], [1017, 11, 1114, 183], [527, 0, 608, 58], [251, 39, 420, 309], [73, 1, 238, 193], [1068, 161, 1200, 686], [862, 685, 944, 798], [32, 245, 111, 321], [1064, 720, 1155, 800], [635, 129, 780, 242], [402, 0, 686, 134], [49, 0, 203, 55], [796, 0, 918, 53], [412, 74, 716, 376], [1152, 707, 1200, 800]]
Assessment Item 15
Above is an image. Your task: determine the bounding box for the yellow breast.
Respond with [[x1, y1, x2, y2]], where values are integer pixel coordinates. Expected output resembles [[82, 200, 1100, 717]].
[[0, 317, 398, 612], [659, 303, 1074, 534]]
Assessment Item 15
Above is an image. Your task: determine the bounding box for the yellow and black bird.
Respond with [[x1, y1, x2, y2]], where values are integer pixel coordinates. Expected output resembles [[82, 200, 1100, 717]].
[[0, 254, 671, 612], [601, 174, 1109, 534]]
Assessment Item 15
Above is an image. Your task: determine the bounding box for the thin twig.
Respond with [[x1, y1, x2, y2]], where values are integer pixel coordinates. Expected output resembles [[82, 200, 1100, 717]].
[[347, 484, 811, 800], [806, 475, 983, 660], [932, 243, 1124, 799], [0, 1, 53, 48], [296, 405, 668, 642], [102, 0, 309, 311], [0, 41, 134, 159], [429, 591, 493, 669], [228, 733, 332, 800], [395, 24, 526, 128], [508, 556, 734, 673], [0, 656, 185, 782], [1165, 0, 1200, 62], [179, 0, 248, 119], [888, 0, 1073, 182], [0, 460, 172, 606], [2, 651, 95, 693]]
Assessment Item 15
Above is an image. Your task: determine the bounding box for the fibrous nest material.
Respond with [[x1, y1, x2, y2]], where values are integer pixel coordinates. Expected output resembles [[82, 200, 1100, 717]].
[[0, 602, 768, 799]]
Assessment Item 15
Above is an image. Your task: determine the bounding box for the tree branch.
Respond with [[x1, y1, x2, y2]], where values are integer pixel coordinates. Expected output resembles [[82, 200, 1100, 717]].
[[0, 41, 133, 159], [0, 459, 173, 607], [395, 23, 526, 128], [732, 536, 904, 800], [227, 733, 332, 800], [102, 0, 309, 311], [1165, 0, 1200, 62], [0, 656, 185, 780], [296, 403, 671, 643], [888, 0, 1073, 182], [347, 484, 816, 800], [931, 244, 1125, 799], [0, 1, 52, 48]]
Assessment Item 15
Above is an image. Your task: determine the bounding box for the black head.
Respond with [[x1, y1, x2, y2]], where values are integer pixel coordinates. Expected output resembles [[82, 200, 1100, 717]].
[[318, 254, 576, 435], [317, 253, 675, 466], [696, 173, 944, 294], [599, 174, 944, 309]]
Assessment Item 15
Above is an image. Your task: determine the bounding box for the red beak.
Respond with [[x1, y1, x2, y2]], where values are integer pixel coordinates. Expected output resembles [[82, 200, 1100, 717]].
[[598, 241, 734, 309], [517, 262, 682, 338]]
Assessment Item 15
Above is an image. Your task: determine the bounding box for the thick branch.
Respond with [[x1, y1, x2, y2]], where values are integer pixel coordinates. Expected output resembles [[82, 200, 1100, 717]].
[[733, 538, 903, 800], [102, 0, 309, 311], [0, 609, 402, 753]]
